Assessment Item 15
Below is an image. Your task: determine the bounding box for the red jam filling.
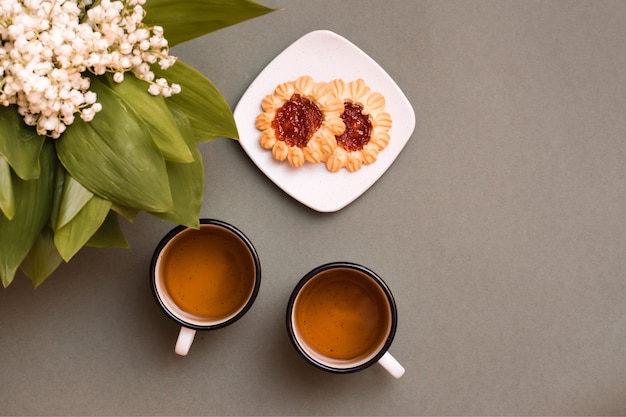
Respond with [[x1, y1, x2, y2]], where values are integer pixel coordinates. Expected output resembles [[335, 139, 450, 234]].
[[272, 94, 323, 148], [335, 102, 372, 152]]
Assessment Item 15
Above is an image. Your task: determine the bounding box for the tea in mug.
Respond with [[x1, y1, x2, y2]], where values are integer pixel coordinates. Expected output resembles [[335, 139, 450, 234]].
[[292, 268, 392, 366], [158, 226, 256, 322]]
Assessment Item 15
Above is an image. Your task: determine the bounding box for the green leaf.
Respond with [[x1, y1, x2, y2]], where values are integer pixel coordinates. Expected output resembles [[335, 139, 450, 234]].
[[111, 203, 139, 223], [86, 211, 129, 248], [0, 141, 56, 287], [105, 73, 194, 163], [143, 0, 276, 47], [151, 106, 202, 228], [56, 174, 94, 230], [0, 156, 15, 220], [20, 225, 64, 289], [54, 194, 112, 262], [0, 105, 45, 180], [154, 60, 238, 142], [56, 76, 174, 213], [50, 161, 67, 231]]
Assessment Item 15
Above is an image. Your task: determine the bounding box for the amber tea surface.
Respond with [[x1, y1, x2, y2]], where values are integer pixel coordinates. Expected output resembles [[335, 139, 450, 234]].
[[159, 226, 256, 322], [293, 268, 391, 364]]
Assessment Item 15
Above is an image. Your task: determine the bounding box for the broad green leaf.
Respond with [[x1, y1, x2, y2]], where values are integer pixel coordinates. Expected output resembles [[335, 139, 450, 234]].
[[143, 0, 276, 47], [86, 211, 129, 248], [0, 141, 56, 287], [111, 203, 139, 222], [54, 194, 112, 262], [56, 174, 94, 230], [20, 225, 64, 289], [0, 105, 45, 180], [154, 60, 238, 142], [50, 161, 67, 231], [151, 106, 202, 228], [105, 73, 194, 163], [0, 156, 15, 220], [56, 76, 174, 213]]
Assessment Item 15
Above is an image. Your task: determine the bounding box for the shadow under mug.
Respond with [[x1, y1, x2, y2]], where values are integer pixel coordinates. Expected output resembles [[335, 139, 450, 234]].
[[150, 219, 261, 356], [286, 262, 405, 378]]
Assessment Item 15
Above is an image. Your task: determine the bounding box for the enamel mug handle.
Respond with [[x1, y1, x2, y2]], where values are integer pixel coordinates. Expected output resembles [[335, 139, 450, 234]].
[[175, 327, 196, 356], [378, 351, 405, 378]]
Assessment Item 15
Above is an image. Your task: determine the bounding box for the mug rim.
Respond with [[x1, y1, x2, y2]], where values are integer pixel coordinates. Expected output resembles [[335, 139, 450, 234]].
[[150, 218, 261, 331], [286, 261, 398, 374]]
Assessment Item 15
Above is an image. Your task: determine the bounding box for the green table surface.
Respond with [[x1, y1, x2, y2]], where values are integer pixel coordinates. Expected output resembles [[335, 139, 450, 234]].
[[2, 1, 626, 415]]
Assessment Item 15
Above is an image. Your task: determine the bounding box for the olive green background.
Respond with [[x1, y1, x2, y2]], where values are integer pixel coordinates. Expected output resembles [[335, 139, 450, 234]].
[[2, 1, 626, 415]]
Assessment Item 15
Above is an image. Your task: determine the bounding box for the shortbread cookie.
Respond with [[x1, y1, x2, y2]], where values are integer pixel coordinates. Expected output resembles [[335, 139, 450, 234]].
[[325, 79, 392, 172], [255, 76, 345, 167]]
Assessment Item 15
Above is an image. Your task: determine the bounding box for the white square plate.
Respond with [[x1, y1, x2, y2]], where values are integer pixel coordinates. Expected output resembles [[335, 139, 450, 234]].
[[233, 30, 415, 212]]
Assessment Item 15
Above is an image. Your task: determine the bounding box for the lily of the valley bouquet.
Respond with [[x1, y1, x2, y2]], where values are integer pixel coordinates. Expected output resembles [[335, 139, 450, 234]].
[[0, 0, 273, 287]]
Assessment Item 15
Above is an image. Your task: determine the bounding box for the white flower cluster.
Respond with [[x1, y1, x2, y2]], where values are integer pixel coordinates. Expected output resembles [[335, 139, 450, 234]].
[[0, 0, 180, 138]]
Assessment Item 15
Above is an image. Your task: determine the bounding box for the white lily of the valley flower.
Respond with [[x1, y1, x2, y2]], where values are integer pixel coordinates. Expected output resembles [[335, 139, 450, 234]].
[[0, 0, 179, 138]]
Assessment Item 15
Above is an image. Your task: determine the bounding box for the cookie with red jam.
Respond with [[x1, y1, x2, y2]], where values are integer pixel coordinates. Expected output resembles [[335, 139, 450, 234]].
[[325, 79, 392, 172], [255, 76, 345, 167]]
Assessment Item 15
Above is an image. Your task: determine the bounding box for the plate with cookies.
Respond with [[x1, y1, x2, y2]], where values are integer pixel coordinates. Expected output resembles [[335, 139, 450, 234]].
[[233, 30, 415, 212]]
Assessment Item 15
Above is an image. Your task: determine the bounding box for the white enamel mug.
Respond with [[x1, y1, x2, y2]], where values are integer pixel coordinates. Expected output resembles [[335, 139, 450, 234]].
[[287, 262, 405, 378], [150, 219, 261, 356]]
